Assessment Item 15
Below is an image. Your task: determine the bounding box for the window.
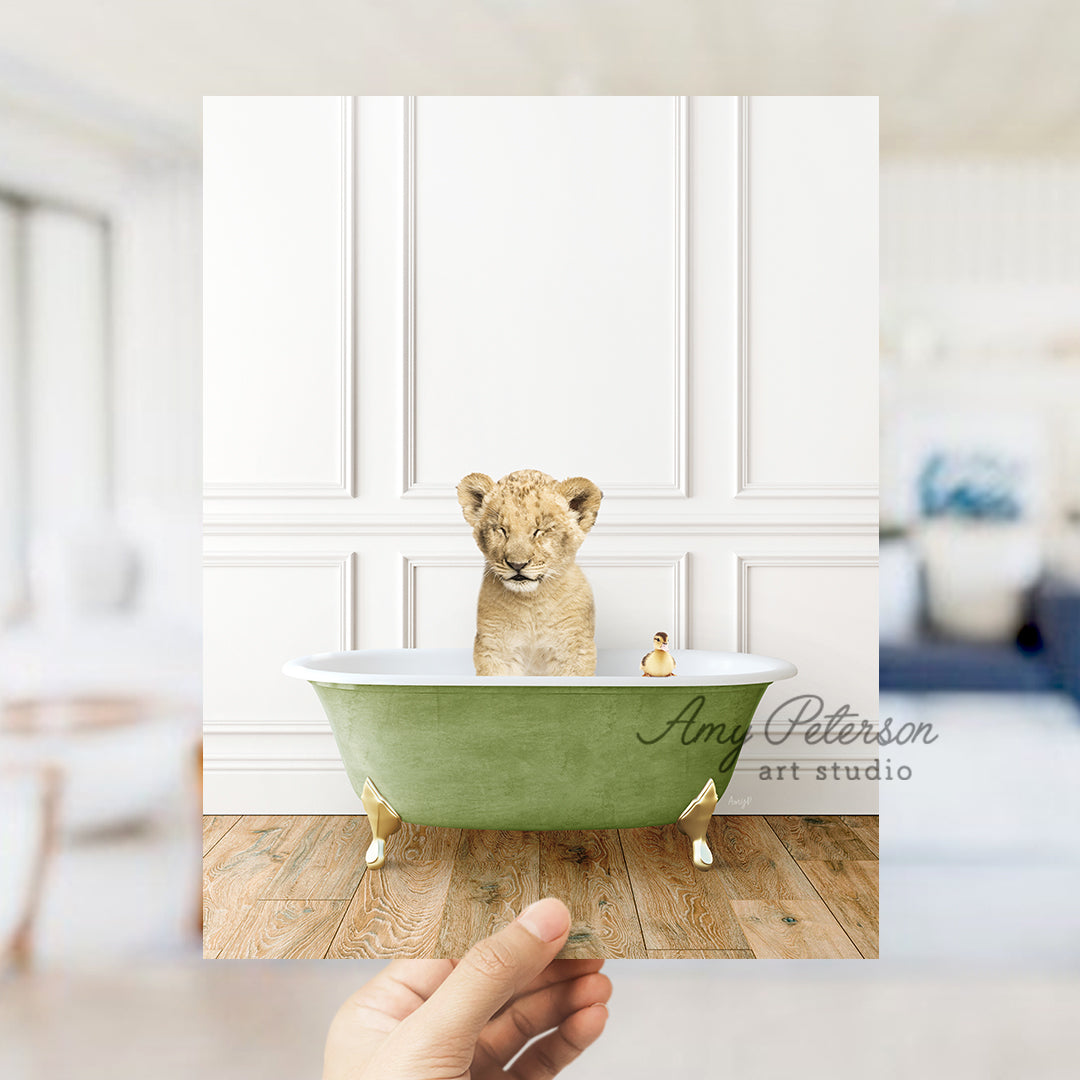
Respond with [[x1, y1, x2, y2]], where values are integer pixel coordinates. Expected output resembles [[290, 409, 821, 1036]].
[[0, 195, 111, 624]]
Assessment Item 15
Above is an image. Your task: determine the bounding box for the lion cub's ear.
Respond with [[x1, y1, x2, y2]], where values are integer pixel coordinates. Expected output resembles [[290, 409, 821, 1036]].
[[457, 473, 494, 526], [557, 477, 603, 532]]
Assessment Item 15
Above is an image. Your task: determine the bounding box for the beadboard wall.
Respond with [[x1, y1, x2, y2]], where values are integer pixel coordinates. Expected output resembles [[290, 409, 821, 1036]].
[[203, 96, 879, 814]]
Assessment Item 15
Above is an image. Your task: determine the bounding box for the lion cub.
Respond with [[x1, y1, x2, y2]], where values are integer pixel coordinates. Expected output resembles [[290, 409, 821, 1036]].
[[457, 468, 603, 676]]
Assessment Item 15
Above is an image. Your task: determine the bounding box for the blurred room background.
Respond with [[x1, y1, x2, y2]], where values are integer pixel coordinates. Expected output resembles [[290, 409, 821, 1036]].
[[879, 158, 1080, 964], [2, 1, 1080, 1077], [0, 44, 202, 973]]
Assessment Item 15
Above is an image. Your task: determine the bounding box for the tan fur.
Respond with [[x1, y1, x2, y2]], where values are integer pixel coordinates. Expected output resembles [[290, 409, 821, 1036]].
[[457, 468, 603, 676]]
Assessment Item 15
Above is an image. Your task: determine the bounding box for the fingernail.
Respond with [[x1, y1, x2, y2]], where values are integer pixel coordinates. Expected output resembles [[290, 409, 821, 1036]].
[[516, 898, 570, 942]]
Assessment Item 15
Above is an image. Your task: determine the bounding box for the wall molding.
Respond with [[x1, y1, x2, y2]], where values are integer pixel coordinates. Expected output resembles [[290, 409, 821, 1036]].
[[399, 95, 690, 500], [202, 755, 880, 775], [203, 513, 879, 537], [733, 96, 878, 502], [734, 552, 878, 653], [582, 551, 690, 647], [203, 96, 357, 500], [399, 552, 478, 648], [737, 756, 879, 768], [205, 722, 334, 736], [203, 550, 358, 650], [202, 659, 878, 815], [202, 714, 880, 746], [400, 94, 418, 498], [202, 721, 880, 775], [201, 750, 879, 815], [736, 484, 881, 499], [204, 757, 345, 773]]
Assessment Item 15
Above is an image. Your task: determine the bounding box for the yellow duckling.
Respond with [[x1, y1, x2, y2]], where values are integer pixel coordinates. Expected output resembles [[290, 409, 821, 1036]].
[[641, 631, 676, 677]]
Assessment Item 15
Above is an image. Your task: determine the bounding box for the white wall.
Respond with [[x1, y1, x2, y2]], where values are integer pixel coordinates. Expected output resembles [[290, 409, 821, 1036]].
[[203, 96, 879, 814]]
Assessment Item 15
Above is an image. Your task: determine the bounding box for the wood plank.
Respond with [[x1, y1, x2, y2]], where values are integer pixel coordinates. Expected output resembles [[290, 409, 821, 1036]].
[[619, 825, 750, 952], [847, 817, 879, 858], [709, 816, 853, 912], [797, 860, 879, 958], [261, 816, 369, 900], [202, 815, 239, 856], [327, 824, 461, 959], [204, 818, 879, 961], [730, 899, 862, 959], [214, 900, 348, 959], [647, 950, 754, 959], [765, 815, 875, 861], [706, 814, 874, 961], [538, 831, 645, 959], [203, 816, 313, 956], [436, 830, 540, 958]]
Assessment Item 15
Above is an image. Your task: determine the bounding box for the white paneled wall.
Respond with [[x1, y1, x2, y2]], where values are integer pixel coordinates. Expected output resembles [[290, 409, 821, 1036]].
[[203, 96, 353, 497], [204, 96, 879, 815], [741, 97, 878, 496], [404, 96, 685, 497]]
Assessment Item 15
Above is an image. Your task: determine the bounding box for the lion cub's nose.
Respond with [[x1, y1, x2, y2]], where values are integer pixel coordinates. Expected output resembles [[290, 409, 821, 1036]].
[[507, 560, 529, 571]]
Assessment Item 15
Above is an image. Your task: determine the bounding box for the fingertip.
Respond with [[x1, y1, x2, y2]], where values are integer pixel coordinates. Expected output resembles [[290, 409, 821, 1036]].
[[586, 1002, 609, 1032], [546, 957, 604, 982], [515, 897, 571, 943], [589, 971, 613, 1005], [574, 956, 605, 974], [566, 1000, 609, 1047]]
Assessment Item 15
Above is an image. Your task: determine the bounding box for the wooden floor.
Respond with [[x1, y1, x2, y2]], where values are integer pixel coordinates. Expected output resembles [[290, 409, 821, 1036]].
[[203, 815, 878, 960]]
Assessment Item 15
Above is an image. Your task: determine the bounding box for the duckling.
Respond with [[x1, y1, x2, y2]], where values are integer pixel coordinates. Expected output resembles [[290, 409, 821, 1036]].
[[641, 631, 676, 677]]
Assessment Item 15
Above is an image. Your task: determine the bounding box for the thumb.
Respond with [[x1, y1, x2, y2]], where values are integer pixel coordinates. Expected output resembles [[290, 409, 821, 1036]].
[[403, 898, 571, 1053]]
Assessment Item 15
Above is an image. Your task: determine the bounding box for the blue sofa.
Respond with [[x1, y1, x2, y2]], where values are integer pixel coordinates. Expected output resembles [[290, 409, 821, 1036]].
[[880, 577, 1080, 701]]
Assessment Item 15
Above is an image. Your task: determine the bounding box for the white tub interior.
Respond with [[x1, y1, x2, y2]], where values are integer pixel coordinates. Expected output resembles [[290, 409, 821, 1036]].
[[283, 648, 797, 687]]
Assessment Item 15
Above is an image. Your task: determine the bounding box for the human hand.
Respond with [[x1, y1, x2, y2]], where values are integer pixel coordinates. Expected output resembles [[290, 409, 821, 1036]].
[[324, 898, 611, 1079]]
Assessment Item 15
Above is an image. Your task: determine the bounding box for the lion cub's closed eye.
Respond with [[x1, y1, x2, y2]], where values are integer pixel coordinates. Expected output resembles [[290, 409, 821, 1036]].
[[457, 468, 603, 676]]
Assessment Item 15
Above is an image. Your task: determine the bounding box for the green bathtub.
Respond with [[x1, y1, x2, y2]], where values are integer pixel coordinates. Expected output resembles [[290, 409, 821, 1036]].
[[283, 648, 796, 871]]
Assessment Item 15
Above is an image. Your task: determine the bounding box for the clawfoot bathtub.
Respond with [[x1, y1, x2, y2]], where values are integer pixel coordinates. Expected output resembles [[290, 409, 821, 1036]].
[[283, 648, 796, 871]]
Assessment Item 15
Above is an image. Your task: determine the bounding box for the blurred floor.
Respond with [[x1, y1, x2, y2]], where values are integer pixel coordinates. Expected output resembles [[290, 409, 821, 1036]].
[[882, 691, 1080, 965], [3, 960, 1080, 1079], [1, 697, 202, 970], [35, 802, 201, 967]]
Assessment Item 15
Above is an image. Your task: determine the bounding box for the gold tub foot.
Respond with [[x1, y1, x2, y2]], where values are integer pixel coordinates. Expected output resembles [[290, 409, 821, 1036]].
[[361, 778, 402, 869], [676, 778, 719, 871]]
